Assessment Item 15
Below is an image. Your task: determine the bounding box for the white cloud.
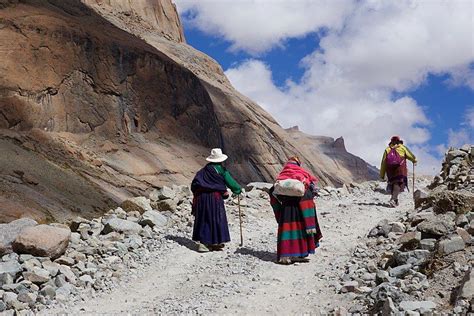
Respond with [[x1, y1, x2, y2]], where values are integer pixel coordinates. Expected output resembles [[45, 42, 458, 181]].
[[177, 0, 474, 175], [465, 106, 474, 128], [174, 0, 354, 55], [225, 59, 431, 167], [447, 129, 471, 148]]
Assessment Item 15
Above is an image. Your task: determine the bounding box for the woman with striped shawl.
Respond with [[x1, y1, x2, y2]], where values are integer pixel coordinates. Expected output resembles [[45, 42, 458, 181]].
[[270, 156, 322, 265]]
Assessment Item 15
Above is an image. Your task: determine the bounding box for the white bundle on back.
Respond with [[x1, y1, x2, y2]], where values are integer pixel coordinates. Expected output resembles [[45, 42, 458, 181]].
[[273, 179, 305, 197]]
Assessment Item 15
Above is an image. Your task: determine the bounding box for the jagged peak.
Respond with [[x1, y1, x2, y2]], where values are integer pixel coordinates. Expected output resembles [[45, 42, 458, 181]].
[[333, 136, 346, 151]]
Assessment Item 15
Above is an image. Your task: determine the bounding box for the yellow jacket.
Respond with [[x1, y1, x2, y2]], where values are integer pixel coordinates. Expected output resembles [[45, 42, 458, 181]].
[[380, 144, 417, 179]]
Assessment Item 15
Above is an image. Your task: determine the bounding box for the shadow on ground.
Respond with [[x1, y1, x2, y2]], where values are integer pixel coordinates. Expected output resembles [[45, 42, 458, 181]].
[[165, 235, 196, 251], [235, 247, 276, 263], [356, 202, 392, 207]]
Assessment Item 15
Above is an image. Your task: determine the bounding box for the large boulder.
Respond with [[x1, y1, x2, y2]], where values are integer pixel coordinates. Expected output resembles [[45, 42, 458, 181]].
[[12, 225, 71, 259], [0, 218, 37, 255]]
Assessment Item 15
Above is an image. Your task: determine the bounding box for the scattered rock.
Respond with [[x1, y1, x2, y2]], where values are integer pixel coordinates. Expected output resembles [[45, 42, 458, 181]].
[[102, 218, 142, 235], [340, 281, 359, 293], [139, 211, 168, 228], [0, 218, 38, 255], [389, 264, 411, 278], [246, 182, 273, 192], [399, 300, 436, 313], [23, 267, 50, 283], [419, 239, 436, 251], [437, 235, 465, 255], [149, 186, 176, 201], [0, 261, 22, 279], [397, 231, 421, 249]]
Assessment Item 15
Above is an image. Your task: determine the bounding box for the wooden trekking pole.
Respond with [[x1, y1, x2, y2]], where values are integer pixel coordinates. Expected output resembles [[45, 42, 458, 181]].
[[237, 194, 244, 247]]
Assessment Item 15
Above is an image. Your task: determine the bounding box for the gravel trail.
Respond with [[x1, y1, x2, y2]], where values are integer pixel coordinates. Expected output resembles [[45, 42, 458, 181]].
[[51, 185, 414, 315]]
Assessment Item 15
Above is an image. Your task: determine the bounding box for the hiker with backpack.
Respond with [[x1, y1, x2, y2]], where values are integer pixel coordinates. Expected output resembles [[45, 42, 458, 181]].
[[269, 156, 322, 265], [380, 136, 417, 207], [191, 148, 242, 252]]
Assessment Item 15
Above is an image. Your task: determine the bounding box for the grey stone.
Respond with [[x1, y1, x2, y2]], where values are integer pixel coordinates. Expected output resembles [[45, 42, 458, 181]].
[[447, 149, 467, 161], [153, 199, 178, 212], [399, 300, 436, 313], [389, 264, 411, 278], [54, 256, 75, 266], [0, 273, 13, 286], [417, 217, 454, 238], [420, 239, 436, 251], [17, 291, 37, 304], [149, 186, 176, 201], [340, 281, 359, 293], [0, 300, 5, 312], [457, 227, 472, 244], [414, 189, 428, 208], [3, 291, 18, 308], [458, 269, 474, 301], [58, 265, 76, 285], [41, 261, 60, 277], [54, 274, 67, 288], [382, 297, 397, 315], [394, 250, 430, 266], [40, 284, 56, 299], [0, 218, 38, 256], [79, 275, 93, 285], [69, 217, 91, 232], [398, 231, 421, 249], [22, 267, 50, 284], [0, 261, 22, 279], [467, 220, 474, 234], [245, 182, 273, 192], [456, 214, 469, 227], [55, 285, 72, 302], [390, 222, 406, 233], [139, 211, 168, 228], [102, 218, 142, 235], [438, 236, 465, 255], [121, 197, 153, 214]]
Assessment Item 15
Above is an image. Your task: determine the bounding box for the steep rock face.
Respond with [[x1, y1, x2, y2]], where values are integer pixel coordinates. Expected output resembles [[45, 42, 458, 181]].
[[285, 127, 379, 186], [0, 0, 377, 223], [81, 0, 185, 43]]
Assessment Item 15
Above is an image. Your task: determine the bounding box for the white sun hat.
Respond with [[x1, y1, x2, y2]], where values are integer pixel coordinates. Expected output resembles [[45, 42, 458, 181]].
[[206, 148, 228, 163]]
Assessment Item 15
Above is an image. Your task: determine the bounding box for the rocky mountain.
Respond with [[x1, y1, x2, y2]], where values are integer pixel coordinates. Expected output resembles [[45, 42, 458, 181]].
[[0, 0, 377, 223]]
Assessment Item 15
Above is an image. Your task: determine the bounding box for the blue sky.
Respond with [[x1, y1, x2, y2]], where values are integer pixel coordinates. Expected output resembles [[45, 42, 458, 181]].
[[175, 1, 474, 174]]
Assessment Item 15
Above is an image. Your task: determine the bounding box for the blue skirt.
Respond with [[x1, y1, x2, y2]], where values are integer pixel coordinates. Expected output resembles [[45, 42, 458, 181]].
[[192, 192, 231, 245]]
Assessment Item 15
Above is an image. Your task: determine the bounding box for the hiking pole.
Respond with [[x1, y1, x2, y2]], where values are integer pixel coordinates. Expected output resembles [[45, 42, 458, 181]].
[[237, 194, 244, 247], [412, 162, 416, 199]]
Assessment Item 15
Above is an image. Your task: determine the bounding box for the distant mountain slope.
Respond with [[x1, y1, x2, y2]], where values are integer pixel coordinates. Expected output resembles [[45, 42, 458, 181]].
[[0, 0, 377, 223]]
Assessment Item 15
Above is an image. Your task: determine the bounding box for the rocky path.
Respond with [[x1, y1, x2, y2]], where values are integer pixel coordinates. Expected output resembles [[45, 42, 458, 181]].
[[48, 185, 414, 315]]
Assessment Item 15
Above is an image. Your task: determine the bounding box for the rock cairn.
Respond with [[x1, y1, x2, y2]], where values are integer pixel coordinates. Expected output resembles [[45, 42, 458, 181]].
[[339, 145, 474, 314], [430, 144, 473, 192], [0, 185, 193, 315]]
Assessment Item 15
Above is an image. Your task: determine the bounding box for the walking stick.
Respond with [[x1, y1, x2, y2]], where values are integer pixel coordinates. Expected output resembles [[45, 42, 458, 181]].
[[412, 163, 416, 198], [238, 194, 244, 247]]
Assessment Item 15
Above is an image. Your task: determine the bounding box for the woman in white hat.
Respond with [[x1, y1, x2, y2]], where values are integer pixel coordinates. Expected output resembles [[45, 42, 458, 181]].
[[190, 148, 242, 252]]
